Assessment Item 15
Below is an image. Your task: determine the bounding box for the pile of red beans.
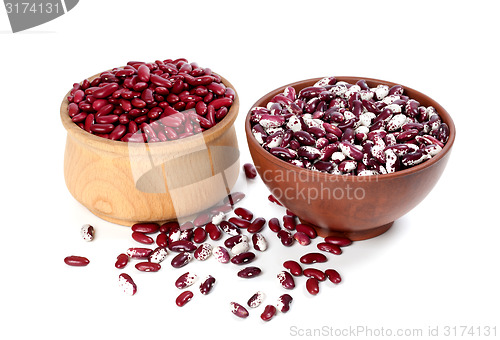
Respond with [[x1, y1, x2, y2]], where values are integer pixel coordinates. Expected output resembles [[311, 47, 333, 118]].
[[65, 164, 351, 321], [250, 77, 449, 175], [66, 58, 235, 142]]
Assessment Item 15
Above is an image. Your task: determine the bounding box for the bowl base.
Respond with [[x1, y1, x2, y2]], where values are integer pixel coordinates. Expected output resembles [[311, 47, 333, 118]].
[[90, 209, 197, 228], [299, 220, 394, 241]]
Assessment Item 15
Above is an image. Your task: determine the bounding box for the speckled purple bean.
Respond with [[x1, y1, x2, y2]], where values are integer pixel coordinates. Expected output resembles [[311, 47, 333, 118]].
[[213, 246, 230, 263], [277, 271, 296, 289], [194, 243, 212, 261], [231, 251, 255, 265], [237, 266, 262, 278], [277, 294, 293, 313], [251, 233, 267, 251], [199, 275, 216, 295], [270, 146, 297, 160]]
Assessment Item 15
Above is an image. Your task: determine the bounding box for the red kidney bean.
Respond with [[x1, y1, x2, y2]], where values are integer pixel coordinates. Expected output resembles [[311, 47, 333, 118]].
[[135, 262, 161, 272], [115, 253, 129, 269], [126, 247, 153, 259], [171, 252, 192, 268], [192, 227, 207, 243], [306, 277, 320, 295], [199, 275, 216, 295], [156, 233, 169, 248], [324, 236, 353, 247], [278, 271, 295, 289], [261, 305, 277, 321], [175, 272, 198, 289], [68, 103, 79, 117], [228, 217, 251, 229], [277, 294, 293, 313], [149, 247, 168, 263], [325, 269, 342, 284], [243, 163, 257, 179], [193, 213, 211, 227], [205, 222, 222, 240], [231, 252, 255, 265], [80, 224, 94, 242], [248, 291, 265, 308], [64, 255, 89, 267], [234, 207, 253, 221], [160, 221, 179, 233], [268, 218, 281, 232], [295, 224, 317, 239], [224, 87, 236, 100], [132, 231, 154, 245], [71, 112, 87, 123], [277, 229, 294, 246], [137, 64, 150, 82], [92, 83, 119, 99], [283, 260, 303, 276], [168, 240, 196, 252], [131, 223, 160, 234], [230, 302, 249, 318], [251, 233, 267, 251], [118, 273, 137, 296], [109, 124, 127, 140], [184, 74, 214, 86], [248, 217, 266, 234], [194, 243, 212, 261], [303, 268, 326, 281], [237, 266, 261, 278], [213, 246, 230, 263], [224, 235, 248, 249], [317, 242, 342, 255], [223, 192, 245, 206], [268, 195, 282, 207], [283, 215, 297, 231], [90, 123, 115, 134], [176, 290, 193, 307], [220, 221, 241, 236], [294, 231, 311, 246], [215, 106, 229, 120], [300, 252, 328, 264]]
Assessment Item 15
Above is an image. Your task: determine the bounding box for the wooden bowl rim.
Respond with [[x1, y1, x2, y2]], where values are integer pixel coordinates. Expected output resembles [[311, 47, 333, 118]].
[[245, 76, 456, 182], [60, 71, 239, 155]]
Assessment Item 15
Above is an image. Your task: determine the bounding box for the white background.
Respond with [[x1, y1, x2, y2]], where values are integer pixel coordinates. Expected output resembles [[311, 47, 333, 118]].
[[1, 1, 499, 339]]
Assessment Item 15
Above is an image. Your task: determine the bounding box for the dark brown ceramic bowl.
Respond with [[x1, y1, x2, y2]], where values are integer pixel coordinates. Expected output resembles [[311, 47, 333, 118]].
[[245, 77, 455, 240]]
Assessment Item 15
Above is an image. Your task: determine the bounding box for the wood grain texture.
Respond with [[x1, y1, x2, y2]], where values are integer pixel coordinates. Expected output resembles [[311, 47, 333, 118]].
[[245, 76, 456, 240], [61, 74, 240, 226]]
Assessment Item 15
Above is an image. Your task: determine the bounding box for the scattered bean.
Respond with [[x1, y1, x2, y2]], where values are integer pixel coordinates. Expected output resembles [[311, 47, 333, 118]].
[[283, 260, 303, 276], [80, 224, 94, 241], [64, 256, 90, 267], [175, 272, 198, 289], [230, 302, 249, 318], [248, 291, 265, 308], [300, 252, 328, 264], [237, 266, 262, 278], [277, 294, 293, 313], [277, 271, 296, 289], [118, 273, 137, 296], [199, 275, 216, 295], [261, 305, 277, 321], [306, 277, 320, 295], [176, 291, 194, 307], [135, 262, 161, 272]]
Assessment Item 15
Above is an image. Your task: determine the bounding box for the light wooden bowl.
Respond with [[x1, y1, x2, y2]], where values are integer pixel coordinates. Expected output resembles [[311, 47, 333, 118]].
[[60, 74, 240, 226]]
